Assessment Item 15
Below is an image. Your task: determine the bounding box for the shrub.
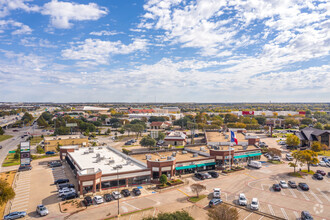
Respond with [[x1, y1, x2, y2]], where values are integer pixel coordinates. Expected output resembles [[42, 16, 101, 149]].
[[122, 148, 131, 155]]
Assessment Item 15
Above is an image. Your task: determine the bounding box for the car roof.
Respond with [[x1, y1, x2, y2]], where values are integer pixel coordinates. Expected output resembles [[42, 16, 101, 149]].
[[252, 198, 258, 202], [214, 188, 220, 190]]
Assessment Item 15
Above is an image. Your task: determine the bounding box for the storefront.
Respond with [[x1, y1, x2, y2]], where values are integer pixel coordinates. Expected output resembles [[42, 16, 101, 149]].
[[233, 151, 262, 162]]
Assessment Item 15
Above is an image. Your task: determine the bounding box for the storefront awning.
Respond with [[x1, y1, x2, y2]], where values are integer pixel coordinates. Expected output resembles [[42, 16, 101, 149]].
[[234, 153, 262, 159], [175, 165, 196, 170], [196, 162, 216, 167]]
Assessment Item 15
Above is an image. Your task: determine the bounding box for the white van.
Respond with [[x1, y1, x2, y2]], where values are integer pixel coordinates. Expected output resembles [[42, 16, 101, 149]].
[[213, 188, 221, 198], [248, 161, 262, 169], [250, 198, 259, 210]]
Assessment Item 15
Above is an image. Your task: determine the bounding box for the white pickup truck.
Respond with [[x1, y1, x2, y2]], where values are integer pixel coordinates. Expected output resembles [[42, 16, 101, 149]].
[[248, 161, 262, 169], [213, 188, 221, 198]]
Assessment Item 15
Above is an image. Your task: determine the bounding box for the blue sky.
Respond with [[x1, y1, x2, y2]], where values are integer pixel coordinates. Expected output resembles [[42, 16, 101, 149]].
[[0, 0, 329, 102]]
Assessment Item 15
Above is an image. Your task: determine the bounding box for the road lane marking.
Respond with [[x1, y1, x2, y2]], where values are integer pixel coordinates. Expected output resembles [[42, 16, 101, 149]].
[[237, 209, 243, 213], [281, 208, 288, 219], [293, 211, 299, 218], [177, 189, 190, 197], [258, 216, 264, 220], [243, 212, 253, 220], [317, 188, 330, 202], [289, 189, 297, 198], [300, 191, 310, 201], [243, 173, 258, 179], [268, 204, 275, 216], [309, 190, 322, 204], [122, 202, 140, 210]]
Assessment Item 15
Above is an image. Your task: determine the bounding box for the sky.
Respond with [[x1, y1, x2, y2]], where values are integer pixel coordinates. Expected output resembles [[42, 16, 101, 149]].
[[0, 0, 329, 103]]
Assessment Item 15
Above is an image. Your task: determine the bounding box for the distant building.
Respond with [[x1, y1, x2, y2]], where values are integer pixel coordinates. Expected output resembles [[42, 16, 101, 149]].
[[44, 135, 88, 152], [163, 107, 180, 113], [164, 131, 187, 146], [128, 108, 155, 114], [149, 121, 171, 130], [295, 127, 330, 147], [266, 118, 285, 127]]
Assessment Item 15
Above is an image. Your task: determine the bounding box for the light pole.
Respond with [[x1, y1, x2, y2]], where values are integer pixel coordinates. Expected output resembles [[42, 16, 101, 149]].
[[114, 165, 120, 217]]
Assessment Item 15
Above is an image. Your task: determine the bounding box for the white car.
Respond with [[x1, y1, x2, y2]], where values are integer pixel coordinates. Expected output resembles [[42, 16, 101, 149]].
[[279, 180, 288, 188], [238, 193, 247, 206], [112, 191, 122, 200], [36, 205, 49, 216], [213, 188, 221, 198], [58, 188, 75, 197], [93, 195, 104, 204], [319, 161, 327, 167], [250, 198, 259, 210]]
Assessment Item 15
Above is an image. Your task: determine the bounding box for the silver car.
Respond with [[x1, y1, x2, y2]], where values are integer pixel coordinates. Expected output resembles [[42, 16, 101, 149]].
[[112, 191, 122, 200]]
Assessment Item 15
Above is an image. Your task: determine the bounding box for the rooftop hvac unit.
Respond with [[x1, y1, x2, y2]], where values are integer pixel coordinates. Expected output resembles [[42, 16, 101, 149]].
[[109, 160, 115, 164], [96, 153, 100, 157], [225, 135, 228, 139], [172, 152, 176, 156], [200, 147, 205, 151], [117, 165, 123, 168], [167, 156, 172, 160], [100, 156, 105, 160], [98, 147, 102, 149], [83, 151, 89, 154], [193, 153, 198, 157], [182, 151, 187, 154], [146, 155, 152, 160]]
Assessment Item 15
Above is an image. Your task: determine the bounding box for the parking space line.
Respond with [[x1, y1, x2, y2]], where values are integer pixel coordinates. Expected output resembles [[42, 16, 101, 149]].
[[288, 189, 297, 198], [12, 201, 28, 206], [280, 189, 285, 196], [268, 204, 275, 216], [237, 209, 243, 213], [293, 211, 299, 218], [300, 191, 310, 201], [15, 188, 30, 192], [317, 188, 330, 202], [258, 216, 264, 220], [14, 192, 30, 197], [309, 190, 322, 204], [122, 201, 140, 210], [11, 204, 28, 210], [281, 208, 288, 219], [243, 212, 253, 220], [13, 197, 29, 202]]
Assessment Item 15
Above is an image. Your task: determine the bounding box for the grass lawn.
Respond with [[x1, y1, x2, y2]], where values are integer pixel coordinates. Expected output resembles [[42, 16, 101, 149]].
[[2, 154, 20, 167], [0, 135, 13, 142], [318, 151, 330, 157], [30, 136, 43, 145], [105, 207, 154, 219], [175, 145, 184, 149], [288, 172, 303, 178], [0, 171, 17, 219], [301, 170, 315, 175], [268, 160, 283, 164], [31, 154, 58, 160], [188, 195, 207, 203]]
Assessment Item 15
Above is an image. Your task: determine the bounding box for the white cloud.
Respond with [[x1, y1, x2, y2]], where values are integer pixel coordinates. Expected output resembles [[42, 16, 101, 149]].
[[0, 19, 32, 35], [20, 37, 57, 48], [0, 0, 39, 18], [61, 38, 148, 64], [41, 0, 108, 29], [89, 30, 122, 36]]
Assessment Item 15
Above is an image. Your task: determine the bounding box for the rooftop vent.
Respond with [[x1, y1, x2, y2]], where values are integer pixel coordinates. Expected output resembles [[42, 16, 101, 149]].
[[193, 153, 198, 157], [182, 151, 187, 154], [83, 151, 89, 154]]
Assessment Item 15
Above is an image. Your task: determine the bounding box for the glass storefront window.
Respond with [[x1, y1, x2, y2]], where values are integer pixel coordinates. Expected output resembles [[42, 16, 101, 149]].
[[128, 175, 150, 186]]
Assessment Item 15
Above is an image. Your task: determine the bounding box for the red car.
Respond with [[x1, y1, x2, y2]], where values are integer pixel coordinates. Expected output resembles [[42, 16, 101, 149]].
[[316, 170, 326, 176]]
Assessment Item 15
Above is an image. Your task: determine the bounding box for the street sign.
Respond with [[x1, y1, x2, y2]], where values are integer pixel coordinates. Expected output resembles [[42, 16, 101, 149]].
[[9, 151, 15, 153], [66, 123, 77, 127]]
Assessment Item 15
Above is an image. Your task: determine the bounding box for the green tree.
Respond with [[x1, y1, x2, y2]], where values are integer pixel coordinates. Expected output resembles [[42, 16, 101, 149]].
[[267, 148, 282, 157], [322, 144, 329, 154], [159, 174, 168, 186], [324, 124, 330, 130], [190, 183, 206, 198], [301, 118, 313, 125], [300, 150, 319, 172], [0, 179, 15, 206], [143, 210, 193, 220], [311, 141, 322, 152], [0, 126, 4, 135], [156, 132, 165, 141], [208, 204, 239, 220], [299, 125, 308, 130], [286, 134, 300, 147], [284, 118, 300, 127], [118, 127, 125, 135], [288, 150, 303, 173], [105, 128, 111, 135], [224, 114, 238, 123], [227, 122, 246, 128], [314, 122, 323, 130], [131, 124, 145, 139], [255, 116, 266, 125], [140, 136, 156, 149], [37, 116, 49, 127]]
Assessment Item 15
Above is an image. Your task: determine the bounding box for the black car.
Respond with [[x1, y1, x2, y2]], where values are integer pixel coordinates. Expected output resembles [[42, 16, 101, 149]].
[[54, 179, 69, 185], [104, 193, 113, 202], [83, 196, 93, 206], [313, 173, 323, 180], [18, 165, 32, 172], [288, 180, 297, 188], [194, 173, 205, 180], [49, 162, 62, 168], [273, 184, 281, 191], [301, 211, 313, 220], [298, 183, 309, 191], [58, 183, 75, 190], [132, 188, 141, 196], [208, 171, 219, 178], [62, 192, 78, 201], [121, 189, 131, 197]]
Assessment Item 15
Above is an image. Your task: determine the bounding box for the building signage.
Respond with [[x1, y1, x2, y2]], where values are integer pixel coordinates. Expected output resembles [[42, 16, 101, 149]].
[[234, 150, 261, 157], [20, 141, 30, 152], [176, 159, 215, 167], [20, 141, 30, 166]]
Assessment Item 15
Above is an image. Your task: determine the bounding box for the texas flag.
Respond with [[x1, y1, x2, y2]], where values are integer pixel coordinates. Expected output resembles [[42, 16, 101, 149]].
[[230, 131, 238, 145]]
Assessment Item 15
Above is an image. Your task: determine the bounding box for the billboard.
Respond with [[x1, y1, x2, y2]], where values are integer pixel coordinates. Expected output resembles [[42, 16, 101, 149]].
[[242, 111, 254, 115], [20, 141, 30, 166]]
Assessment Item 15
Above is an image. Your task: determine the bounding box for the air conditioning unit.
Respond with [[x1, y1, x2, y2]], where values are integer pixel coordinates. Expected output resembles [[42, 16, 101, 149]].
[[182, 151, 187, 154]]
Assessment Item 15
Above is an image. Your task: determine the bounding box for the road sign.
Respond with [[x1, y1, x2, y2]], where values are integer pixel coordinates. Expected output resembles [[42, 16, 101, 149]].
[[9, 151, 15, 153]]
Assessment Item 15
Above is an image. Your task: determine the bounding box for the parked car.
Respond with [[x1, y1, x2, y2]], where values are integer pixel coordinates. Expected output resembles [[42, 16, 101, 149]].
[[208, 171, 219, 178], [94, 195, 104, 204], [250, 198, 259, 210], [54, 179, 69, 185], [286, 154, 293, 161], [273, 184, 281, 191], [62, 192, 78, 201], [49, 161, 62, 167], [273, 156, 281, 161], [4, 211, 27, 220], [279, 180, 288, 188], [83, 196, 93, 206], [121, 189, 131, 197], [278, 141, 286, 145], [322, 157, 329, 163], [202, 172, 212, 179], [209, 198, 223, 207], [18, 165, 32, 172], [238, 193, 247, 206], [311, 163, 318, 167], [104, 193, 113, 202], [301, 211, 313, 220], [319, 161, 327, 167], [288, 180, 297, 188], [213, 188, 221, 198], [316, 170, 326, 176], [58, 183, 75, 190], [132, 188, 141, 196], [58, 188, 75, 197], [259, 142, 268, 147], [0, 145, 2, 149], [298, 183, 309, 191], [45, 151, 55, 155], [112, 191, 122, 200], [36, 205, 49, 216], [194, 173, 205, 180], [124, 141, 132, 145], [313, 173, 323, 180]]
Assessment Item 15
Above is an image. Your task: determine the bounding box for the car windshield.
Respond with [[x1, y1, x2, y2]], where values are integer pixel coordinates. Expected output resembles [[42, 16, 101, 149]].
[[40, 207, 46, 211], [240, 196, 246, 200], [252, 201, 257, 205]]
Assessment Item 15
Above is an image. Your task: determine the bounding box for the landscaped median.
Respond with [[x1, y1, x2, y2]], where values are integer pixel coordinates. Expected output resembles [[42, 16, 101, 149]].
[[2, 152, 58, 167], [188, 194, 207, 203], [0, 135, 13, 142], [221, 166, 245, 174], [157, 179, 184, 189], [0, 171, 16, 219]]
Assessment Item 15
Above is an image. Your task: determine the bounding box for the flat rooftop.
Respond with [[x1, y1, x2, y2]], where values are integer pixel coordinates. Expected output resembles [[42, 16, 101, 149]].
[[206, 131, 246, 143], [186, 145, 258, 152], [44, 135, 86, 141], [132, 150, 207, 163], [68, 147, 147, 175]]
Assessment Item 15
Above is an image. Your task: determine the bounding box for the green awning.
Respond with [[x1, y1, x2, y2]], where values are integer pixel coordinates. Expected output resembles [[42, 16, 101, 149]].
[[196, 162, 216, 167], [234, 153, 262, 159], [175, 165, 196, 170]]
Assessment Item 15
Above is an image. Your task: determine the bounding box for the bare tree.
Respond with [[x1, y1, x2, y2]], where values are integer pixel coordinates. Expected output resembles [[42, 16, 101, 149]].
[[208, 204, 239, 220], [190, 183, 206, 198]]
